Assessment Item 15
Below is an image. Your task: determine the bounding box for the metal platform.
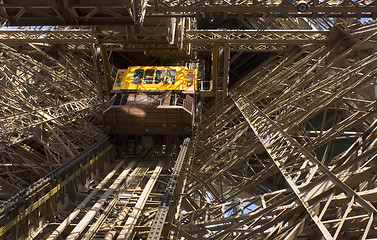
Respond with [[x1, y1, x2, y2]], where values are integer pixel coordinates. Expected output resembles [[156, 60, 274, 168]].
[[103, 93, 194, 136]]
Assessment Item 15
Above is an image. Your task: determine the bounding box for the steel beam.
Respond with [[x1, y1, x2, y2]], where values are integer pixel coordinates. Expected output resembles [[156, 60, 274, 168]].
[[46, 160, 126, 240], [117, 162, 164, 239], [185, 29, 329, 44], [66, 161, 137, 240], [0, 0, 374, 26], [147, 139, 190, 240], [231, 95, 377, 240]]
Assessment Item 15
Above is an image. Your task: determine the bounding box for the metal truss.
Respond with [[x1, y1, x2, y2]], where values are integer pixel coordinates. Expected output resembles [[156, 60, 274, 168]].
[[130, 0, 149, 25], [0, 17, 365, 56], [232, 95, 377, 239], [0, 143, 190, 240], [185, 29, 329, 44], [193, 44, 289, 52], [154, 0, 377, 18], [0, 42, 105, 197], [0, 43, 101, 145], [0, 24, 330, 55], [0, 0, 133, 25], [0, 97, 100, 145], [0, 19, 190, 55], [0, 26, 170, 49], [147, 138, 191, 240], [0, 0, 374, 27], [0, 2, 377, 240], [179, 21, 377, 239], [0, 28, 95, 43], [0, 138, 115, 239], [188, 28, 329, 52], [0, 27, 304, 53]]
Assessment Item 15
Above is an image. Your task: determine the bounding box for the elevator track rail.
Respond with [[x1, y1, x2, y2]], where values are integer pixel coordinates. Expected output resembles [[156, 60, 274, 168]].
[[0, 138, 192, 239]]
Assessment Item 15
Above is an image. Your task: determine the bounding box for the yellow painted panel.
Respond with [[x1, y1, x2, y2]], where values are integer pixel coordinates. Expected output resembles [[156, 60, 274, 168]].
[[112, 66, 197, 92]]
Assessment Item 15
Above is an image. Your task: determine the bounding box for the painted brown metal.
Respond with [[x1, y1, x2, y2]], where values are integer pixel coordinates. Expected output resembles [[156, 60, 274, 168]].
[[103, 106, 192, 135]]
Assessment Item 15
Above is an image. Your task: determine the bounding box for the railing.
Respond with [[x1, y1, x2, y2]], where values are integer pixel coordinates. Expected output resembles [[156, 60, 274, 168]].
[[105, 92, 194, 114], [183, 94, 194, 114], [158, 93, 194, 114]]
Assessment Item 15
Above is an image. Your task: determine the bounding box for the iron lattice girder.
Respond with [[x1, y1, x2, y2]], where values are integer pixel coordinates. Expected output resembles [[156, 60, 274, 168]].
[[0, 29, 329, 44], [0, 28, 167, 44], [193, 43, 288, 52], [0, 28, 330, 52], [0, 97, 101, 145], [231, 95, 377, 240], [157, 0, 377, 9], [0, 0, 376, 26], [230, 30, 377, 134], [0, 25, 182, 53], [0, 42, 101, 145], [155, 6, 377, 18], [0, 29, 95, 43], [185, 29, 329, 44], [183, 115, 377, 238], [185, 26, 377, 238], [154, 0, 377, 18]]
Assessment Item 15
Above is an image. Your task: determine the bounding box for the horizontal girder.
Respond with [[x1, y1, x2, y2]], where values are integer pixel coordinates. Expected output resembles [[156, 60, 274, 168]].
[[185, 29, 329, 44], [0, 0, 375, 26]]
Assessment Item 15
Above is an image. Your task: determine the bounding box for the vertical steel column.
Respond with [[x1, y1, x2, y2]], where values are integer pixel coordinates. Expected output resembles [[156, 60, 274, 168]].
[[147, 139, 190, 240], [91, 42, 104, 101], [99, 44, 113, 96], [200, 43, 218, 98], [223, 43, 229, 99]]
